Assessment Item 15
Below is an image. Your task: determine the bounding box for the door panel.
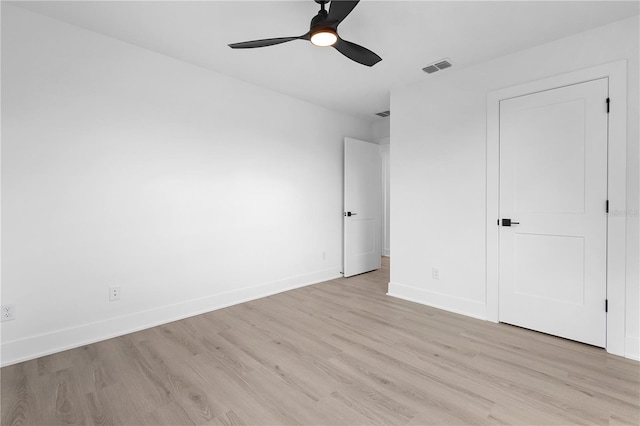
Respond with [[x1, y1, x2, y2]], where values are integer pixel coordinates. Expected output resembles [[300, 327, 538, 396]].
[[349, 219, 375, 255], [513, 98, 586, 214], [514, 234, 585, 304], [499, 78, 608, 347], [344, 137, 381, 277]]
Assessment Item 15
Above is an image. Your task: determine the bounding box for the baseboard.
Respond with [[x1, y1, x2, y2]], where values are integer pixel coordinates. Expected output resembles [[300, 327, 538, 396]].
[[625, 336, 640, 361], [383, 249, 391, 257], [387, 282, 486, 320], [1, 267, 342, 367]]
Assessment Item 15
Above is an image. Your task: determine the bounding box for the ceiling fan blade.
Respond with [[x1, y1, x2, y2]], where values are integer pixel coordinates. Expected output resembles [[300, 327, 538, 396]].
[[327, 0, 360, 26], [333, 37, 381, 67], [228, 35, 304, 49]]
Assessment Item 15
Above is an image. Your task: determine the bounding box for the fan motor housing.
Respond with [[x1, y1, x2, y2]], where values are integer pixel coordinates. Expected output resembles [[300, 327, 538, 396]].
[[311, 10, 329, 30]]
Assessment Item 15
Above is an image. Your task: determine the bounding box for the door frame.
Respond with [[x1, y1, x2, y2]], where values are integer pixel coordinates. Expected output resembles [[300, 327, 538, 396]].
[[486, 60, 627, 356]]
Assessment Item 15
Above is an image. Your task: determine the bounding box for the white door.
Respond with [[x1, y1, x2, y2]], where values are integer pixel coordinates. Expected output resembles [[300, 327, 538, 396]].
[[344, 137, 381, 277], [499, 78, 608, 347]]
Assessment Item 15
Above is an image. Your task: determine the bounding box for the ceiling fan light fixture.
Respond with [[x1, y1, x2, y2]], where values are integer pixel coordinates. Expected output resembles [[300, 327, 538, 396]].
[[229, 0, 382, 66], [310, 28, 337, 47]]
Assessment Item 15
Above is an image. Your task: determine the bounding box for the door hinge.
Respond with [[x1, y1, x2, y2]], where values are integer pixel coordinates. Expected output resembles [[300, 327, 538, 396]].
[[605, 299, 608, 312], [606, 98, 610, 113], [606, 200, 609, 213]]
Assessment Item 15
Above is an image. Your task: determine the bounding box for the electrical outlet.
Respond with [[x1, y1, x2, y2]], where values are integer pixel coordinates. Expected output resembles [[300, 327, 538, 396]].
[[432, 267, 440, 280], [322, 251, 327, 261], [1, 305, 16, 322], [109, 286, 121, 302]]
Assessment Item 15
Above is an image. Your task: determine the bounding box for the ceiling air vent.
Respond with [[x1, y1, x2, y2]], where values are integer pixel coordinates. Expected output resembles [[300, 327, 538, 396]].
[[422, 58, 453, 74], [422, 65, 439, 74], [375, 110, 390, 118]]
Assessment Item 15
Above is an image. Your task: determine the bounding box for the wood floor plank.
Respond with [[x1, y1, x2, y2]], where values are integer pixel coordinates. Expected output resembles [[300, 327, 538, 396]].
[[327, 335, 495, 423], [0, 360, 41, 426], [85, 390, 120, 426], [217, 330, 336, 403], [2, 257, 639, 425], [326, 388, 415, 425], [204, 410, 246, 426], [52, 368, 91, 425], [135, 339, 222, 424], [89, 382, 146, 425]]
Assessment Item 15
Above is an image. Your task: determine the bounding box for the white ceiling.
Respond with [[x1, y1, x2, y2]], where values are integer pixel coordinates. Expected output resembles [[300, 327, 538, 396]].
[[10, 0, 640, 122]]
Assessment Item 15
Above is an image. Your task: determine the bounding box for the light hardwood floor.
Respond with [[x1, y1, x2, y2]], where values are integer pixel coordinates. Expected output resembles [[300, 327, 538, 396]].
[[2, 257, 639, 425]]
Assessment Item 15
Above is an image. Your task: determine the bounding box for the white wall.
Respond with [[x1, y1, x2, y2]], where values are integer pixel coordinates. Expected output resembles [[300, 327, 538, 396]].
[[0, 5, 372, 366], [372, 118, 391, 257], [372, 118, 390, 142], [380, 143, 391, 257], [389, 16, 639, 359]]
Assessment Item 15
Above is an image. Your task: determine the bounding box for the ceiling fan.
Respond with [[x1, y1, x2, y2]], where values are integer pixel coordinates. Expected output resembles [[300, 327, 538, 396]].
[[228, 0, 382, 67]]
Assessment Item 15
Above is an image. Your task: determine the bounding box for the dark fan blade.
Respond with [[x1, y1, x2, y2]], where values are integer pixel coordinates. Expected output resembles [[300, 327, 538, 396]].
[[333, 37, 381, 67], [228, 35, 304, 49], [327, 0, 360, 26]]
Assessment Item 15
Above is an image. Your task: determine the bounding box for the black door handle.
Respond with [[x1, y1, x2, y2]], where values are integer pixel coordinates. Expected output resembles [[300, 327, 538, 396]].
[[501, 218, 520, 226], [345, 212, 358, 217]]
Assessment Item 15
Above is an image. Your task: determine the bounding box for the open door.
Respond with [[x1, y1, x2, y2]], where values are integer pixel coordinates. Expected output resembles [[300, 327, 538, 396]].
[[343, 137, 381, 277]]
